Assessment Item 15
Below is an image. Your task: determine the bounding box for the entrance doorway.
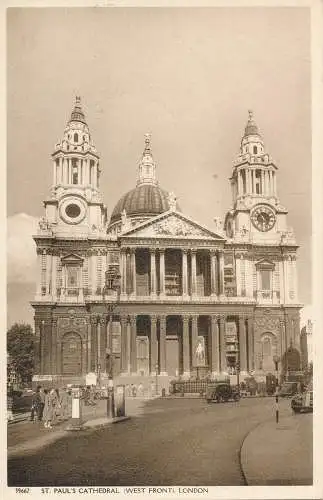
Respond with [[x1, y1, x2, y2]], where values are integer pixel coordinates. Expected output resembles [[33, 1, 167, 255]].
[[62, 332, 82, 375]]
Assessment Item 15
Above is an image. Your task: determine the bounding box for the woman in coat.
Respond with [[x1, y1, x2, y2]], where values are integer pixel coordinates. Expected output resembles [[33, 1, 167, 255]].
[[42, 389, 50, 428], [43, 389, 58, 428]]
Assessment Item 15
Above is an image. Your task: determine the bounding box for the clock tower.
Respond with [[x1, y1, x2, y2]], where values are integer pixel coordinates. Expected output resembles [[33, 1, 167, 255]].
[[224, 111, 289, 244], [43, 96, 107, 238]]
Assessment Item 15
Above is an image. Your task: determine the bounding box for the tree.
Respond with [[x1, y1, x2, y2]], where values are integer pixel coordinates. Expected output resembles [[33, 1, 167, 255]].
[[7, 323, 35, 384]]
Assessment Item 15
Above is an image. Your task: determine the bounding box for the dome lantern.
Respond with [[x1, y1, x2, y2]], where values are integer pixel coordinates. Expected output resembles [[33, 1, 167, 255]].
[[137, 133, 158, 187]]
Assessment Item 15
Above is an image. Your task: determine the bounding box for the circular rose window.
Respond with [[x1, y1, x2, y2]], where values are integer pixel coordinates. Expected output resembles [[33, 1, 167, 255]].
[[65, 203, 81, 218]]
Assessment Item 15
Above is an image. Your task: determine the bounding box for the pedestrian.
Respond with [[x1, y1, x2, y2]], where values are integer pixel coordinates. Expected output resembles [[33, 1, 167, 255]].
[[89, 385, 96, 406], [59, 387, 70, 420], [138, 383, 144, 397], [37, 386, 45, 421], [54, 388, 61, 421], [42, 389, 50, 428], [30, 390, 38, 422], [43, 388, 58, 428]]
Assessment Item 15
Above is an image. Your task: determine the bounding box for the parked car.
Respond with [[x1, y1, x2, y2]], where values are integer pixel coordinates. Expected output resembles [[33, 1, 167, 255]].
[[291, 391, 313, 414], [206, 383, 240, 403], [278, 382, 298, 398]]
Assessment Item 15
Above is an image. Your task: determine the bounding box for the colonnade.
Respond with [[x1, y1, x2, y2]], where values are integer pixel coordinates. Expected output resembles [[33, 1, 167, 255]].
[[53, 156, 99, 189], [87, 313, 255, 377], [119, 248, 225, 298], [236, 167, 277, 197]]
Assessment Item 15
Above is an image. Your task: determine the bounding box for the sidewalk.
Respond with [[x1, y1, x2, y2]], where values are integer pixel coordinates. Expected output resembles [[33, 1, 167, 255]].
[[8, 397, 148, 459], [241, 412, 313, 485]]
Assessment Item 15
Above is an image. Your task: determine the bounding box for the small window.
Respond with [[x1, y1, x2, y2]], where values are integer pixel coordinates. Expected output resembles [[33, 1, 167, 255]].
[[74, 133, 78, 143], [67, 266, 79, 288], [260, 270, 271, 290], [253, 146, 257, 154], [72, 159, 78, 184]]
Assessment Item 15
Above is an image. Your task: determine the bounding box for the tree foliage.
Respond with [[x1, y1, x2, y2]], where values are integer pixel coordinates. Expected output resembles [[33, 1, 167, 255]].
[[7, 323, 35, 384]]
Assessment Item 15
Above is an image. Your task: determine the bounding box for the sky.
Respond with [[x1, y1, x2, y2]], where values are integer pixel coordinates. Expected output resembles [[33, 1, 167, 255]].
[[6, 7, 312, 327]]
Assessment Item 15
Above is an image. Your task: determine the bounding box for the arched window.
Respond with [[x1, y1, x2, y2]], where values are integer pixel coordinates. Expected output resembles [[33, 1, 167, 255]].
[[253, 145, 257, 154], [74, 133, 78, 143]]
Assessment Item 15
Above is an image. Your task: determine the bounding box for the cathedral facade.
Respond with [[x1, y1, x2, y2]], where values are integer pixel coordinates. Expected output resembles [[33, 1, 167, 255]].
[[31, 98, 302, 387]]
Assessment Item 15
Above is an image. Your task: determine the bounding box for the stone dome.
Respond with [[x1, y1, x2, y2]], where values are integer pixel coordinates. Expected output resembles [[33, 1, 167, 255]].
[[110, 184, 177, 224]]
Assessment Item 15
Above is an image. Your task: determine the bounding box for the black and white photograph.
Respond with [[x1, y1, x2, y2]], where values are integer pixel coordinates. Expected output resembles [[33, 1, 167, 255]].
[[4, 3, 322, 498]]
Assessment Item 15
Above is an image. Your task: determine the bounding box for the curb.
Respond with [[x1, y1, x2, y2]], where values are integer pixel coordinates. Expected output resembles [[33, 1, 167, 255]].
[[239, 412, 312, 486]]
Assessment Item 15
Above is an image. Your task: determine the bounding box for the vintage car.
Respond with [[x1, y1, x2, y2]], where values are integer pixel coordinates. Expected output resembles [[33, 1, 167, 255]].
[[291, 390, 313, 414], [278, 381, 299, 398], [205, 383, 240, 403]]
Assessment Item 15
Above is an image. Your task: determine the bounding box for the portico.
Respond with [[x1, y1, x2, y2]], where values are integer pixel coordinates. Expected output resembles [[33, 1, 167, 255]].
[[87, 310, 255, 379]]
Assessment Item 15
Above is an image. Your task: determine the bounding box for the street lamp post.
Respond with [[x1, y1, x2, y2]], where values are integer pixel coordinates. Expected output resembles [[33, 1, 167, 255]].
[[273, 355, 280, 424], [103, 271, 121, 420]]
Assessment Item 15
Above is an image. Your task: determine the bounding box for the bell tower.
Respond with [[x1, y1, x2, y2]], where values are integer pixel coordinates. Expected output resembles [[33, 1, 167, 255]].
[[41, 97, 107, 237], [224, 111, 290, 244]]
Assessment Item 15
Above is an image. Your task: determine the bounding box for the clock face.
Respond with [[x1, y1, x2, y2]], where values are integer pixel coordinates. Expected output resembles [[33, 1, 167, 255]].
[[251, 205, 276, 232]]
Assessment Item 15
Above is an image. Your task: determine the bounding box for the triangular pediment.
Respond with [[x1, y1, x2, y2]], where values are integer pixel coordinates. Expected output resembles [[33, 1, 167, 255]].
[[121, 211, 226, 241], [61, 253, 84, 264], [255, 258, 275, 270]]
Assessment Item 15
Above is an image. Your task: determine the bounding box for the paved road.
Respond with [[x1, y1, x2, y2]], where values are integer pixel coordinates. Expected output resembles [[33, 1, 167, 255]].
[[8, 397, 292, 486]]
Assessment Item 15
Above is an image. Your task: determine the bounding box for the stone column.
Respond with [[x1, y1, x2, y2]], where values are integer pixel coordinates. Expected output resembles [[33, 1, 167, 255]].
[[210, 315, 220, 374], [99, 317, 107, 371], [247, 317, 254, 372], [131, 249, 137, 296], [120, 316, 128, 373], [191, 315, 198, 369], [261, 170, 265, 195], [87, 320, 92, 372], [46, 252, 52, 295], [219, 315, 226, 373], [269, 170, 273, 195], [182, 249, 188, 296], [210, 250, 217, 296], [129, 315, 137, 374], [273, 172, 277, 196], [91, 252, 97, 296], [90, 315, 97, 372], [150, 315, 158, 374], [218, 251, 225, 296], [182, 315, 190, 377], [159, 250, 165, 296], [36, 252, 42, 297], [50, 318, 57, 375], [159, 315, 167, 375], [239, 317, 247, 373], [52, 255, 57, 300], [237, 170, 242, 195], [150, 249, 157, 297], [40, 320, 45, 374], [120, 250, 127, 296], [191, 250, 197, 297], [97, 319, 102, 373], [280, 318, 286, 360]]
